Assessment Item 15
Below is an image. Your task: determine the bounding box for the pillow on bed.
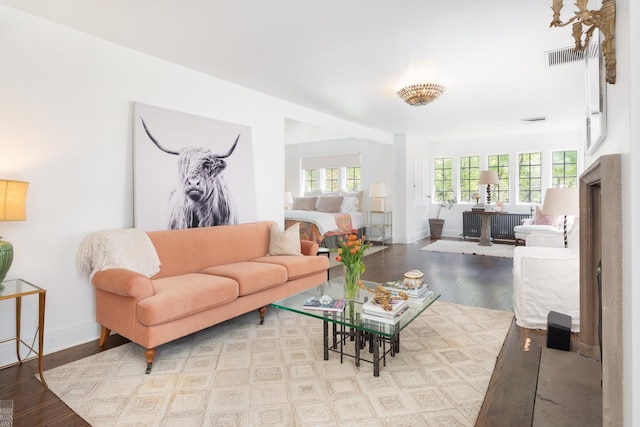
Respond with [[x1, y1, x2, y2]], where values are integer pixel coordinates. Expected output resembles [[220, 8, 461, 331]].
[[304, 190, 322, 196], [292, 196, 318, 210], [341, 190, 363, 210], [268, 222, 302, 256], [340, 197, 359, 213], [315, 196, 344, 213], [321, 191, 341, 196]]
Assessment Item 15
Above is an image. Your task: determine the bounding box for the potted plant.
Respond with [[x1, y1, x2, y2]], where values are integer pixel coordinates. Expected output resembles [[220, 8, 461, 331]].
[[427, 194, 456, 239]]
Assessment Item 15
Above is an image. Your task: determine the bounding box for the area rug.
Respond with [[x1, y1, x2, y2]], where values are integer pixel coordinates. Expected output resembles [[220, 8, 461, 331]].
[[420, 240, 515, 258], [41, 301, 513, 426]]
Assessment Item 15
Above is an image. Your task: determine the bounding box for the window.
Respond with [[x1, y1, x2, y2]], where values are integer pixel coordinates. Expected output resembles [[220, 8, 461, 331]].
[[459, 156, 479, 203], [304, 169, 318, 192], [552, 150, 578, 188], [434, 157, 454, 201], [345, 166, 361, 191], [488, 154, 510, 202], [518, 152, 542, 203], [324, 168, 339, 192], [300, 154, 361, 192]]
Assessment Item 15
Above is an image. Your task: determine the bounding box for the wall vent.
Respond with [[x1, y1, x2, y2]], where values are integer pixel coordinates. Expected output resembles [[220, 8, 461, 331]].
[[546, 43, 599, 67], [521, 116, 546, 123]]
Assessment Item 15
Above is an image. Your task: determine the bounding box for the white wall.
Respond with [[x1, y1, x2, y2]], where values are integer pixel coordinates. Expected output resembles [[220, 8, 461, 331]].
[[284, 139, 393, 213], [285, 128, 583, 244], [0, 6, 392, 365], [384, 129, 579, 243], [593, 0, 640, 424]]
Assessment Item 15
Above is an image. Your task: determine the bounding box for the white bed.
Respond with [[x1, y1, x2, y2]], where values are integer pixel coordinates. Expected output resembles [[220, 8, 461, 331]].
[[283, 192, 364, 247]]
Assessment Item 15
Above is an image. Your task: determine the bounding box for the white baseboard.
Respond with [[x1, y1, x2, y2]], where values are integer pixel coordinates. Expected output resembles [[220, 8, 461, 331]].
[[0, 319, 100, 368]]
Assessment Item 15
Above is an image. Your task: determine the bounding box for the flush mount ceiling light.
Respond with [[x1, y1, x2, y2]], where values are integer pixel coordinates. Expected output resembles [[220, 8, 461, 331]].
[[397, 83, 445, 106]]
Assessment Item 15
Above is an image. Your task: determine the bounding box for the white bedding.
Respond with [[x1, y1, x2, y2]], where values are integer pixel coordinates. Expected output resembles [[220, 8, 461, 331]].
[[284, 210, 338, 234], [284, 210, 363, 234], [350, 212, 363, 229]]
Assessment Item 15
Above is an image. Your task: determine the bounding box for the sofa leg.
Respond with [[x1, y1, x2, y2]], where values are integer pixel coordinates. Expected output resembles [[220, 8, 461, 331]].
[[99, 326, 111, 347], [259, 306, 266, 325], [145, 348, 156, 374]]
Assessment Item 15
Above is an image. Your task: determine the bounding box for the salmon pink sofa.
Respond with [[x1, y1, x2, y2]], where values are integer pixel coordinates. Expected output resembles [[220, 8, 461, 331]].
[[90, 221, 329, 373]]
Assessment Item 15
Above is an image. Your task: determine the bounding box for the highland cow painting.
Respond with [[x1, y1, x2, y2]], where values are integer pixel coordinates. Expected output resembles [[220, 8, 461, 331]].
[[133, 102, 257, 231]]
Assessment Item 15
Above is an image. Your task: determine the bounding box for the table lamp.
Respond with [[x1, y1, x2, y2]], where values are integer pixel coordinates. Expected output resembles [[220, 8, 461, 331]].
[[369, 182, 387, 212], [284, 191, 293, 210], [478, 170, 499, 204], [0, 180, 29, 290], [542, 187, 579, 248]]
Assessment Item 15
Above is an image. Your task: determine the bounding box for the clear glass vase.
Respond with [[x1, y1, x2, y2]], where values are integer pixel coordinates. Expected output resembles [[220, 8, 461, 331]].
[[343, 264, 360, 302]]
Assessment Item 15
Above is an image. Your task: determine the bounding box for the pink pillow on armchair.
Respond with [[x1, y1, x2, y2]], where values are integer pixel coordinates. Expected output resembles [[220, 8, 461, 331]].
[[533, 206, 558, 225]]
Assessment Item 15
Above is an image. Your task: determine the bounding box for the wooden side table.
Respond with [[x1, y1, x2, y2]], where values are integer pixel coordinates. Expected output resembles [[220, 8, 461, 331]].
[[0, 278, 47, 387]]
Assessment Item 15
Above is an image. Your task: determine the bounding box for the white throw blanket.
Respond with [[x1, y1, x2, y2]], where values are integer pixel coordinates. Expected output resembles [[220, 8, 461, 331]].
[[76, 228, 161, 279], [284, 210, 339, 234]]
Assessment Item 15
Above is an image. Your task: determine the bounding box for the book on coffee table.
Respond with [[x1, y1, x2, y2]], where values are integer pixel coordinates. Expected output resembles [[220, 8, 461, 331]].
[[382, 280, 429, 299], [362, 304, 409, 324], [362, 298, 408, 318], [303, 296, 346, 312]]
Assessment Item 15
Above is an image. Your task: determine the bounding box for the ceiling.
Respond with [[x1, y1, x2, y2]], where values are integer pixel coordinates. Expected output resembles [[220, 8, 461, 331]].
[[1, 0, 587, 143]]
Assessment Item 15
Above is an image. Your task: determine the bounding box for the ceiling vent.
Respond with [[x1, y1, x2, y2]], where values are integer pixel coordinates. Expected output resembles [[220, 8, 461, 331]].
[[546, 43, 599, 67], [521, 116, 546, 123]]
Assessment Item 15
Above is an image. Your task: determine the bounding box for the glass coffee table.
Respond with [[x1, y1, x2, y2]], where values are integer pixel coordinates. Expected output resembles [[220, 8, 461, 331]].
[[271, 278, 440, 376]]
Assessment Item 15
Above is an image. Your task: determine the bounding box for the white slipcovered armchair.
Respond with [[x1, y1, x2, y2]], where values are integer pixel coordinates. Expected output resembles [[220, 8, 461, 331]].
[[512, 220, 580, 332], [513, 212, 575, 245]]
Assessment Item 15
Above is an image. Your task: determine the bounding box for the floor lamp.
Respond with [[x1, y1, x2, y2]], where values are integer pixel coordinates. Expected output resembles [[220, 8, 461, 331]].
[[542, 187, 579, 248]]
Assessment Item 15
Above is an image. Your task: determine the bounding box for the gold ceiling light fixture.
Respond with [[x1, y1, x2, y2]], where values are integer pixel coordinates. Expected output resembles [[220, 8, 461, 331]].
[[397, 83, 445, 106], [550, 0, 616, 84]]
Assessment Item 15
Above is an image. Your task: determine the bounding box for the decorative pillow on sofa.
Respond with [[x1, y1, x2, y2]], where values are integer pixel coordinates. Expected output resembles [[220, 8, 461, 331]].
[[292, 196, 318, 210], [268, 223, 302, 256], [533, 206, 558, 226], [315, 196, 344, 213]]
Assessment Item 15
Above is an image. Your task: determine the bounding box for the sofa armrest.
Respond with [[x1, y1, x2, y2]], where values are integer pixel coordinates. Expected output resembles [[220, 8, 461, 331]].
[[92, 268, 155, 299], [300, 240, 319, 256]]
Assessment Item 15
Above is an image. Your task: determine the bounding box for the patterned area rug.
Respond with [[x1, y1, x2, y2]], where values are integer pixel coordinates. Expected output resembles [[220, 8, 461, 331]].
[[41, 301, 513, 426], [420, 240, 515, 258]]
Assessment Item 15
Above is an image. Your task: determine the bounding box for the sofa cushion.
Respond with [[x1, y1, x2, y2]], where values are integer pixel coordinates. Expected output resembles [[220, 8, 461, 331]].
[[147, 221, 272, 278], [138, 273, 238, 326], [201, 262, 288, 296], [253, 255, 328, 280]]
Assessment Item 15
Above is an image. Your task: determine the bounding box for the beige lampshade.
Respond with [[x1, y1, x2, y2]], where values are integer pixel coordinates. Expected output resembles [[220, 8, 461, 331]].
[[369, 182, 387, 212], [0, 180, 29, 221], [478, 170, 499, 185], [369, 182, 387, 198], [542, 187, 579, 216]]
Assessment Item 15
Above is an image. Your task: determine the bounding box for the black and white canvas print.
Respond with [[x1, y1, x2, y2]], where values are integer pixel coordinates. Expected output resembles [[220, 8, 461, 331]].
[[133, 102, 257, 231]]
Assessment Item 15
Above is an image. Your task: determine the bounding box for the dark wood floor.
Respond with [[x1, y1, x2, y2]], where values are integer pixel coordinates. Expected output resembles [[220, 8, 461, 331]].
[[0, 238, 588, 426]]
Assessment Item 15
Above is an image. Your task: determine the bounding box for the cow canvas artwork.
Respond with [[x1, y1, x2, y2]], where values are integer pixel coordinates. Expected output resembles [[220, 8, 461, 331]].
[[133, 102, 257, 231]]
